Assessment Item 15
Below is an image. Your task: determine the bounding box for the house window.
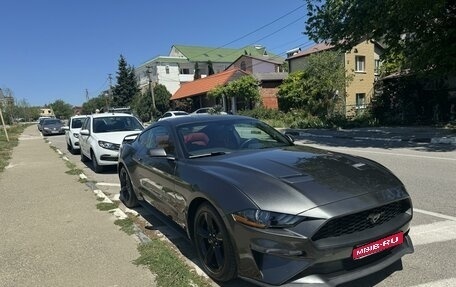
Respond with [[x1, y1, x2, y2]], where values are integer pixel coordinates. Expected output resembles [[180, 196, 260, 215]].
[[355, 56, 365, 72], [356, 93, 366, 109], [374, 59, 380, 75], [165, 65, 170, 74], [240, 61, 246, 71], [180, 68, 190, 74]]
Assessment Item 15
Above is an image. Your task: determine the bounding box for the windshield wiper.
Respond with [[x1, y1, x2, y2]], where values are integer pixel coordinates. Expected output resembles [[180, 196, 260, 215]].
[[188, 151, 228, 159]]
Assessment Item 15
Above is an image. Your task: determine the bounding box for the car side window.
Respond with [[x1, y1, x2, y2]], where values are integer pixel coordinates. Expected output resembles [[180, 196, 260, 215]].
[[139, 126, 175, 156]]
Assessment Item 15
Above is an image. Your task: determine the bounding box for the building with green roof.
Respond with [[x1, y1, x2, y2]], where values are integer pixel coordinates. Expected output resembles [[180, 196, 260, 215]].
[[135, 44, 284, 95]]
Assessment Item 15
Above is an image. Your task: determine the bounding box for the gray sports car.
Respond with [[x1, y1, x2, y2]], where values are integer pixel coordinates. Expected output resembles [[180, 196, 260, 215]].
[[118, 115, 413, 286]]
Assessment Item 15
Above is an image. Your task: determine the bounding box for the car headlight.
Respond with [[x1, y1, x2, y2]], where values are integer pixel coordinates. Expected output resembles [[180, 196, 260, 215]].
[[73, 133, 79, 138], [44, 127, 50, 130], [232, 209, 305, 228], [98, 140, 120, 150]]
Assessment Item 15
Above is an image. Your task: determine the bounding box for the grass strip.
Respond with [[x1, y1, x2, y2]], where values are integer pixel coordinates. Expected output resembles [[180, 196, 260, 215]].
[[134, 238, 213, 287], [0, 124, 30, 172]]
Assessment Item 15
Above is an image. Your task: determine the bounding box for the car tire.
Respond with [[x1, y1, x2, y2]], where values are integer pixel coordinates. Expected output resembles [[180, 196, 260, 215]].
[[80, 150, 89, 162], [193, 203, 237, 282], [91, 151, 103, 173], [67, 141, 74, 154], [119, 167, 139, 208]]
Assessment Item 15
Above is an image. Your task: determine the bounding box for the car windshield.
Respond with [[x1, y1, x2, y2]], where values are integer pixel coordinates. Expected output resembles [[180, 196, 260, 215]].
[[93, 116, 143, 133], [177, 119, 291, 158], [43, 119, 61, 125], [71, 118, 85, 128]]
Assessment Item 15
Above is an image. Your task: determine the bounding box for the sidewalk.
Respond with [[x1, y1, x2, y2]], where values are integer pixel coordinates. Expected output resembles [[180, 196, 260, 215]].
[[0, 125, 156, 287], [283, 126, 456, 145]]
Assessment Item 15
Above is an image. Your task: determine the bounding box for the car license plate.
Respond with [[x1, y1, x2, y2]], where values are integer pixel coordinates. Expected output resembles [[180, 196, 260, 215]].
[[352, 232, 403, 260]]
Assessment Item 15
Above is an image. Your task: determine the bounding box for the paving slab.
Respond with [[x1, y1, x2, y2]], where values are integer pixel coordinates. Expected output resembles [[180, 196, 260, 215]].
[[0, 125, 156, 287]]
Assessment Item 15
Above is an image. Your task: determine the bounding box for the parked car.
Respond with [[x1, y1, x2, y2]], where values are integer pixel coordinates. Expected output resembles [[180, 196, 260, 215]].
[[157, 110, 188, 121], [40, 118, 65, 136], [63, 115, 87, 153], [190, 107, 227, 115], [118, 115, 414, 286], [37, 116, 52, 131], [79, 113, 144, 172]]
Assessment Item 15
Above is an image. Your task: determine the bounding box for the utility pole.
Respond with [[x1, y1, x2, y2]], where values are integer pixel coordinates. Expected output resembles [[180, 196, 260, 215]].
[[85, 89, 89, 101], [146, 65, 156, 110]]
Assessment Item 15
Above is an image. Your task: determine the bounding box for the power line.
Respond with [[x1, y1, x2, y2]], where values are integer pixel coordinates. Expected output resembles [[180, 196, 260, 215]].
[[184, 3, 306, 60]]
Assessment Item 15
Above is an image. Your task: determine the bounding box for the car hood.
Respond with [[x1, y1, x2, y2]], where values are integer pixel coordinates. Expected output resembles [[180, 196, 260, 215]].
[[94, 131, 142, 144], [196, 145, 404, 214]]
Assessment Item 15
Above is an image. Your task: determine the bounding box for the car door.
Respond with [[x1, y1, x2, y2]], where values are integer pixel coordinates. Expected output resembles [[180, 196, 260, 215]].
[[133, 126, 181, 219]]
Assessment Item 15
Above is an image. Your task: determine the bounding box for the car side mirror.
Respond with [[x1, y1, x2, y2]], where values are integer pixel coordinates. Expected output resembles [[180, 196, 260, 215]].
[[79, 129, 90, 136], [148, 148, 167, 157], [62, 126, 69, 131]]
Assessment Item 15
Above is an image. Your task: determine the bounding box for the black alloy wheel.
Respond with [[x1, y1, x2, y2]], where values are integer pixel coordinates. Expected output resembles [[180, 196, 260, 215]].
[[193, 203, 237, 282], [119, 167, 139, 208], [67, 140, 74, 154]]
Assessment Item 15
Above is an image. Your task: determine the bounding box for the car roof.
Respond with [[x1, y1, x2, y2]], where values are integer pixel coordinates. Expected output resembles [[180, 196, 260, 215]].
[[70, 115, 88, 119], [155, 114, 252, 126], [89, 112, 136, 118]]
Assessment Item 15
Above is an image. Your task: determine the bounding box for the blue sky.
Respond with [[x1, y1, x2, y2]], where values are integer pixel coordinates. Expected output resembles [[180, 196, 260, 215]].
[[0, 0, 312, 107]]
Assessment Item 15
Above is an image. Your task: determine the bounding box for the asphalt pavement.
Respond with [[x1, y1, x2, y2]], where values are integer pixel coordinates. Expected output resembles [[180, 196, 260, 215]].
[[0, 125, 156, 287]]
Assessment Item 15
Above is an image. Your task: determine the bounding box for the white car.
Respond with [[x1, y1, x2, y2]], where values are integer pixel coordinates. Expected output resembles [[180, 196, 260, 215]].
[[79, 113, 144, 172], [63, 115, 87, 153], [158, 110, 189, 121], [190, 107, 227, 115]]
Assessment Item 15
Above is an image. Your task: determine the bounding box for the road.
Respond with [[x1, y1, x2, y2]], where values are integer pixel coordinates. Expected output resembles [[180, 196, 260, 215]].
[[45, 133, 456, 287]]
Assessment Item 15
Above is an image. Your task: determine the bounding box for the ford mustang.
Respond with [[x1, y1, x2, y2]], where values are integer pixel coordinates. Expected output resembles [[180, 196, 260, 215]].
[[118, 115, 413, 286]]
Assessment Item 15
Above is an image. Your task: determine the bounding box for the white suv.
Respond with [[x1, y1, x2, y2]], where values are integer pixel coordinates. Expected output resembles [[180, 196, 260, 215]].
[[64, 115, 87, 153], [79, 113, 144, 172]]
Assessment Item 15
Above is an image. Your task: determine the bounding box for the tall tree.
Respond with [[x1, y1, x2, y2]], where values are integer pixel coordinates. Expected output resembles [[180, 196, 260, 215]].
[[154, 84, 171, 114], [278, 51, 349, 117], [132, 84, 171, 122], [112, 55, 139, 107], [305, 0, 456, 75], [50, 99, 73, 119]]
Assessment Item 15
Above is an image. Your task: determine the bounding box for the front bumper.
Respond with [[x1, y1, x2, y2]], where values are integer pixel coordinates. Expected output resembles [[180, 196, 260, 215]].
[[96, 150, 119, 165], [228, 198, 413, 286]]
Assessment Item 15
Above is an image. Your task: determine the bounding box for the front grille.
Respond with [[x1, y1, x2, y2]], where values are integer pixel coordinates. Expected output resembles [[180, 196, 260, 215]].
[[312, 199, 410, 241]]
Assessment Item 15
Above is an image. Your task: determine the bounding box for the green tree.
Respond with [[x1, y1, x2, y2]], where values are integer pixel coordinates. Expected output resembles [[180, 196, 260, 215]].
[[12, 99, 40, 121], [208, 75, 260, 110], [278, 51, 349, 117], [132, 84, 171, 122], [305, 0, 456, 75], [50, 99, 73, 119], [81, 94, 107, 115], [112, 55, 139, 107], [132, 89, 153, 122], [154, 84, 171, 115]]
